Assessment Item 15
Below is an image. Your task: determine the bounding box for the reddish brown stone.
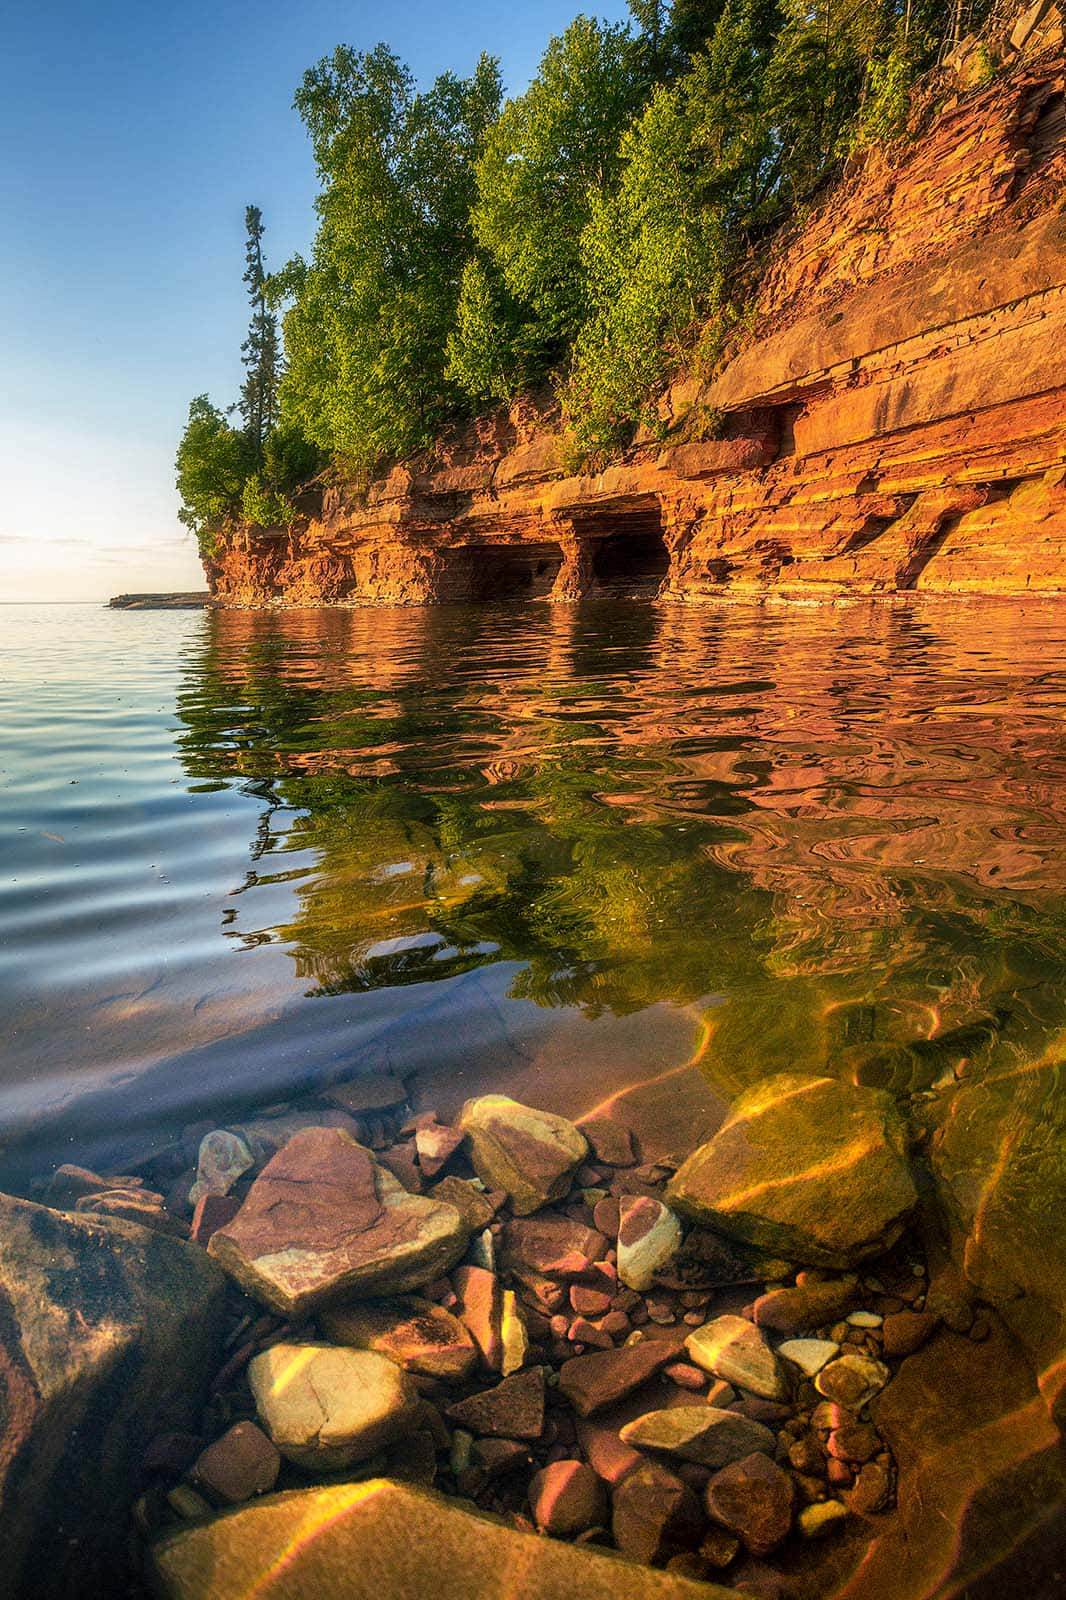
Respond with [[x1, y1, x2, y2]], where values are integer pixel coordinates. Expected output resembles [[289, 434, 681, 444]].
[[192, 1422, 280, 1505], [579, 1119, 638, 1167], [528, 1459, 607, 1536], [323, 1074, 407, 1115], [574, 1418, 643, 1486], [881, 1310, 940, 1360], [415, 1123, 464, 1180], [190, 1194, 241, 1247], [502, 1216, 607, 1277], [611, 1461, 704, 1564], [570, 1284, 612, 1317], [451, 1265, 502, 1371], [557, 1336, 683, 1417], [705, 1452, 795, 1556], [445, 1367, 545, 1439], [752, 1280, 860, 1335]]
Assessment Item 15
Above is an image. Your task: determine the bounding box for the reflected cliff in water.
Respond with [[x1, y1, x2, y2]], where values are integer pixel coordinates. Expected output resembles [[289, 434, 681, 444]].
[[174, 597, 1066, 1102]]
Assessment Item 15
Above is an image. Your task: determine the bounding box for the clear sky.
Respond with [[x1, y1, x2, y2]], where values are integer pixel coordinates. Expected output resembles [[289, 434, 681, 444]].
[[1, 0, 631, 602]]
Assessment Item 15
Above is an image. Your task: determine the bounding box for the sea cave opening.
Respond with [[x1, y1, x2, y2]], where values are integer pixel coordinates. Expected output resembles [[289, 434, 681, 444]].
[[452, 541, 565, 602], [587, 504, 670, 597]]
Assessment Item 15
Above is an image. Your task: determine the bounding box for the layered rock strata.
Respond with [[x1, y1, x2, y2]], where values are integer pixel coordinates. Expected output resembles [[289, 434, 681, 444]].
[[209, 40, 1066, 608]]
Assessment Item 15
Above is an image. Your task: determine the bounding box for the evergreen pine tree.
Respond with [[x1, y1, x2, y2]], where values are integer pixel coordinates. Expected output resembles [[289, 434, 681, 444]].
[[239, 205, 281, 462]]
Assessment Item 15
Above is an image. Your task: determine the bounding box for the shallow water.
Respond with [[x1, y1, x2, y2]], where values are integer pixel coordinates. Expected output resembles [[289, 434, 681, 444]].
[[3, 597, 1066, 1176]]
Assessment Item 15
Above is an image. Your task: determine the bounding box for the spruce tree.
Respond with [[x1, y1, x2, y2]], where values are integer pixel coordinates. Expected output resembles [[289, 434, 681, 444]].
[[239, 205, 281, 463]]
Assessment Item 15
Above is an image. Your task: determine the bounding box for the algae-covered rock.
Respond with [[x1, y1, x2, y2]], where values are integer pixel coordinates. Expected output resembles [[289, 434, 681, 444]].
[[0, 1191, 226, 1600], [208, 1128, 469, 1315], [459, 1096, 588, 1214], [666, 1074, 917, 1268], [149, 1479, 732, 1599]]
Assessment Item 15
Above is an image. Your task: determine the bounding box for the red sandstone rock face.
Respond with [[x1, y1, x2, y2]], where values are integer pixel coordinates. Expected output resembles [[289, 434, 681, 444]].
[[209, 50, 1066, 608]]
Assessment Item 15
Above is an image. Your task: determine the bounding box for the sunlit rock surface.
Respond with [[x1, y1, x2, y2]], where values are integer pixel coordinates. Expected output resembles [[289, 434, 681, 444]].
[[149, 1479, 732, 1599]]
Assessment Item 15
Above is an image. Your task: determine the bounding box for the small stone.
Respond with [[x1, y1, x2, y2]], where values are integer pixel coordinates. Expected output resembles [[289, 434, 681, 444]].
[[459, 1096, 588, 1215], [580, 1118, 637, 1167], [474, 1437, 529, 1480], [788, 1433, 825, 1476], [705, 1452, 794, 1556], [452, 1265, 503, 1371], [752, 1280, 860, 1334], [880, 1311, 940, 1360], [797, 1500, 848, 1538], [414, 1123, 464, 1179], [664, 1361, 706, 1391], [467, 1228, 496, 1272], [528, 1459, 606, 1536], [826, 1420, 879, 1464], [814, 1353, 890, 1409], [500, 1290, 530, 1375], [846, 1311, 883, 1328], [191, 1422, 280, 1505], [445, 1367, 545, 1439], [845, 1459, 892, 1513], [616, 1197, 682, 1292], [685, 1316, 789, 1401], [189, 1130, 254, 1205], [777, 1338, 839, 1377], [167, 1485, 213, 1521], [320, 1296, 477, 1381], [502, 1216, 607, 1276], [593, 1198, 620, 1236], [429, 1178, 496, 1231], [570, 1316, 614, 1349], [827, 1458, 854, 1489], [571, 1283, 612, 1316], [574, 1418, 643, 1486], [612, 1461, 703, 1564], [620, 1406, 775, 1468], [385, 1429, 438, 1487], [248, 1344, 419, 1470], [700, 1526, 741, 1568], [557, 1337, 682, 1417], [323, 1073, 407, 1115]]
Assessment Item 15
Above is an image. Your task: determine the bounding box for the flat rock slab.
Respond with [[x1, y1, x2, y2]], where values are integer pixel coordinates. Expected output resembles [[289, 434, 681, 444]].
[[666, 1074, 917, 1268], [620, 1405, 775, 1468], [249, 1343, 420, 1470], [459, 1096, 588, 1215], [208, 1128, 469, 1315], [445, 1367, 545, 1439], [0, 1190, 226, 1600], [558, 1336, 684, 1416], [150, 1479, 732, 1599], [320, 1296, 477, 1381]]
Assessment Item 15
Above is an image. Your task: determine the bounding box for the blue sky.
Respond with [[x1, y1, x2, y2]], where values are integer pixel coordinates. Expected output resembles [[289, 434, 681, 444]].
[[1, 0, 630, 601]]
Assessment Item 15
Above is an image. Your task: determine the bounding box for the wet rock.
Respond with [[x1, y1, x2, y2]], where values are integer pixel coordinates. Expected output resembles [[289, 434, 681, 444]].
[[319, 1296, 477, 1380], [778, 1337, 839, 1376], [685, 1316, 789, 1401], [445, 1367, 545, 1439], [0, 1191, 226, 1600], [667, 1075, 916, 1268], [617, 1197, 682, 1292], [814, 1352, 890, 1409], [415, 1122, 464, 1179], [207, 1129, 469, 1316], [580, 1118, 638, 1167], [500, 1289, 530, 1375], [501, 1214, 607, 1276], [459, 1096, 588, 1215], [150, 1479, 732, 1600], [827, 1419, 880, 1463], [191, 1422, 280, 1505], [704, 1452, 795, 1556], [190, 1193, 241, 1246], [430, 1177, 497, 1231], [612, 1461, 704, 1564], [74, 1188, 185, 1234], [248, 1343, 420, 1470], [43, 1162, 115, 1205], [575, 1418, 644, 1485], [528, 1459, 607, 1536], [844, 1459, 892, 1514], [188, 1129, 254, 1205], [620, 1406, 775, 1468], [558, 1337, 682, 1416], [880, 1310, 940, 1360], [752, 1279, 862, 1334], [452, 1264, 503, 1370], [797, 1499, 848, 1538]]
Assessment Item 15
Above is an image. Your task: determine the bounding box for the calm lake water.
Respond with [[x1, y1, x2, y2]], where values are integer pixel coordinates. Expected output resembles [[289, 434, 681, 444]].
[[3, 597, 1066, 1178]]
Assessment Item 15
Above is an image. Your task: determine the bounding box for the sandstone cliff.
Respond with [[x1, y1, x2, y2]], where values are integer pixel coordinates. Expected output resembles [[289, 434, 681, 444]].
[[209, 13, 1066, 607]]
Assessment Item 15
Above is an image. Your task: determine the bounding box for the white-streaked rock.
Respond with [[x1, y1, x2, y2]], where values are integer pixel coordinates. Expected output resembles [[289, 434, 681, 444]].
[[619, 1405, 775, 1467], [685, 1315, 789, 1400], [616, 1196, 682, 1291]]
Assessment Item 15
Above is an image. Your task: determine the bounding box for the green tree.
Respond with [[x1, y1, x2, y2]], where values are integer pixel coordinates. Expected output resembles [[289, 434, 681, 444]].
[[272, 45, 502, 466], [449, 16, 646, 399], [239, 206, 282, 460], [175, 396, 254, 559]]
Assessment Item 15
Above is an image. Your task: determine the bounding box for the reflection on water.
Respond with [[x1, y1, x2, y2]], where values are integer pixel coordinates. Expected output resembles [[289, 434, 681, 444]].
[[3, 598, 1066, 1165]]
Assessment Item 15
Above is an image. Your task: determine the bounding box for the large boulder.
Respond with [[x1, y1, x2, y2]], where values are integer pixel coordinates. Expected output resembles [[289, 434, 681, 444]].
[[458, 1096, 587, 1215], [0, 1190, 226, 1600], [207, 1128, 469, 1315], [149, 1479, 732, 1599], [666, 1074, 917, 1268]]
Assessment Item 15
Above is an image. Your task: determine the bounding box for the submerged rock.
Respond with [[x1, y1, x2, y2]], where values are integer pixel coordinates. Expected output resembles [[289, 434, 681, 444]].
[[248, 1343, 421, 1470], [666, 1075, 917, 1268], [0, 1191, 226, 1600], [616, 1196, 682, 1291], [704, 1451, 795, 1556], [620, 1406, 775, 1468], [684, 1315, 789, 1401], [458, 1095, 588, 1214], [319, 1296, 477, 1380], [207, 1128, 469, 1315], [149, 1479, 731, 1599], [611, 1461, 704, 1565], [528, 1459, 607, 1536]]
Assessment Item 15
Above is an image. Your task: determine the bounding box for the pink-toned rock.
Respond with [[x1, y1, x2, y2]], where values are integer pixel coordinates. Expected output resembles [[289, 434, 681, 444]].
[[704, 1452, 795, 1556], [430, 1178, 496, 1231], [612, 1461, 704, 1564], [502, 1216, 607, 1276], [575, 1418, 644, 1486], [580, 1119, 638, 1167], [445, 1368, 545, 1439], [207, 1129, 469, 1316], [320, 1295, 477, 1381], [571, 1284, 612, 1317], [191, 1194, 241, 1247], [459, 1096, 588, 1215], [323, 1073, 408, 1115], [593, 1197, 621, 1236], [192, 1422, 280, 1505], [452, 1264, 503, 1371], [415, 1123, 464, 1180], [528, 1459, 607, 1536], [558, 1337, 684, 1417]]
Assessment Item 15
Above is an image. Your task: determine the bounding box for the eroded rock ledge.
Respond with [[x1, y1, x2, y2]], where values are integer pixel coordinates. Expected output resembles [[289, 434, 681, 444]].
[[209, 37, 1066, 610]]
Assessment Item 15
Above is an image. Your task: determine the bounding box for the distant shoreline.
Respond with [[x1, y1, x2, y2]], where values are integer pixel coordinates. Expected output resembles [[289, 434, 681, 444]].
[[108, 592, 211, 609]]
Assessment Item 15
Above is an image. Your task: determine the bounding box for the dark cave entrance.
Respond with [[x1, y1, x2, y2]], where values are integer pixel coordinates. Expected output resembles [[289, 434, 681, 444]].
[[586, 504, 670, 597], [450, 541, 564, 602]]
